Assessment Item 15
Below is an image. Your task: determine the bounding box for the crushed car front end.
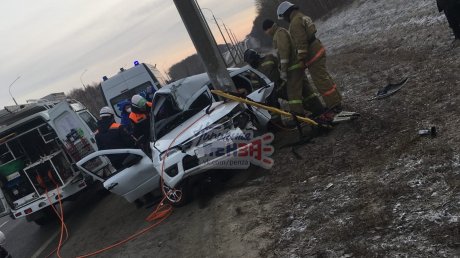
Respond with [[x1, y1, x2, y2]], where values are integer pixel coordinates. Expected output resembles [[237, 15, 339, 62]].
[[151, 101, 258, 188]]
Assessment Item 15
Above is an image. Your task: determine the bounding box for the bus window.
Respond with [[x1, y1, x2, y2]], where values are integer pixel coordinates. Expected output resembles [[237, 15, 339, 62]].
[[78, 110, 98, 132]]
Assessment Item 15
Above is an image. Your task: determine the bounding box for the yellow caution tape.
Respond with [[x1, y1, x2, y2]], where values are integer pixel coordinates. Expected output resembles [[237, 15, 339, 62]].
[[211, 90, 319, 127]]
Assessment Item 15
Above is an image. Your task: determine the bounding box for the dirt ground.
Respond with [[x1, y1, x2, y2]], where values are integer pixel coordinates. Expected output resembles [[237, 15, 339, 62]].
[[188, 0, 460, 256], [50, 0, 460, 257], [256, 0, 460, 256]]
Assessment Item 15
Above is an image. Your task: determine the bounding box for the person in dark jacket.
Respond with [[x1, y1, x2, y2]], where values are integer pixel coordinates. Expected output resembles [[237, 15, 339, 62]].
[[95, 107, 135, 170], [243, 48, 283, 106], [129, 95, 152, 154], [437, 0, 460, 47]]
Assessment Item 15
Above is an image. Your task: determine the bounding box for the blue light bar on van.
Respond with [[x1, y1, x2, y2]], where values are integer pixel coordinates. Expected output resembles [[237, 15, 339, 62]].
[[134, 60, 140, 66]]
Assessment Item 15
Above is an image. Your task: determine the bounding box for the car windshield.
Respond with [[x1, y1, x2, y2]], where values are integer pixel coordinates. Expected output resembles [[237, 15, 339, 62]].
[[151, 93, 208, 140]]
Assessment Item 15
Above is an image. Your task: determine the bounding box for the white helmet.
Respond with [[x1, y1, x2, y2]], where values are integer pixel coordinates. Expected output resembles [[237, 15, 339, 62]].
[[99, 106, 114, 118], [131, 95, 147, 110], [0, 231, 5, 245], [277, 1, 295, 20]]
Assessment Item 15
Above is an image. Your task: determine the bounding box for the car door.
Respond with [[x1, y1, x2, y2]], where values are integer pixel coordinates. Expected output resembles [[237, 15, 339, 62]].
[[76, 149, 160, 203], [47, 101, 98, 158]]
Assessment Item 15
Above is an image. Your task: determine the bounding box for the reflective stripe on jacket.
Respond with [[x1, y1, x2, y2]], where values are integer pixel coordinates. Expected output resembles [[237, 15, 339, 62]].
[[109, 123, 121, 129], [129, 112, 147, 124]]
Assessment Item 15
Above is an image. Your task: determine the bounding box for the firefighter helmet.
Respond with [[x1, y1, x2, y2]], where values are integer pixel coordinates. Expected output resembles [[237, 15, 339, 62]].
[[131, 95, 147, 110], [99, 106, 114, 118], [277, 1, 295, 20]]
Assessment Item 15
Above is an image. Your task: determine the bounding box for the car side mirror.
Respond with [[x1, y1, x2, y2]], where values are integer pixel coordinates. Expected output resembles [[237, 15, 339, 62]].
[[122, 154, 143, 167]]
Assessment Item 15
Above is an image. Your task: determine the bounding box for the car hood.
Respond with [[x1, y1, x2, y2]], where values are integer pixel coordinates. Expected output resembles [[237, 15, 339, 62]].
[[152, 101, 239, 153]]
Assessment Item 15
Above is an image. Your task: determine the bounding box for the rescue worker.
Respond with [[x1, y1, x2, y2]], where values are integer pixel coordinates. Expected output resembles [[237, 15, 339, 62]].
[[95, 107, 135, 170], [116, 99, 132, 133], [437, 0, 460, 47], [262, 19, 325, 118], [243, 48, 283, 105], [277, 1, 342, 112], [140, 84, 156, 102], [244, 49, 281, 88], [129, 95, 152, 153]]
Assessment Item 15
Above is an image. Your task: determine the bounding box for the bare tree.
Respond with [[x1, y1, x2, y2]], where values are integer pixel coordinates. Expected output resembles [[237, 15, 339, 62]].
[[68, 83, 106, 116]]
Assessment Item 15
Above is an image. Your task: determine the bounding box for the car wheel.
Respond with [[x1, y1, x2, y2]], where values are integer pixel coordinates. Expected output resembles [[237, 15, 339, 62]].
[[161, 180, 192, 207]]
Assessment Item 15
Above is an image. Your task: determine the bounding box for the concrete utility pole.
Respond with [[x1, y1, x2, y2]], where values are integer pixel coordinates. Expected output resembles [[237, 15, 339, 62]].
[[173, 0, 236, 92]]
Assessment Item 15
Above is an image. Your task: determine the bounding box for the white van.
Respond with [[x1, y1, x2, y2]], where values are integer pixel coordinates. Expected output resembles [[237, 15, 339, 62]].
[[100, 62, 167, 121], [0, 100, 100, 225]]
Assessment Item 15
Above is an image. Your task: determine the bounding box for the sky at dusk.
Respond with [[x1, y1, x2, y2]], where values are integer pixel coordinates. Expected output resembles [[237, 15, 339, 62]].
[[0, 0, 257, 106]]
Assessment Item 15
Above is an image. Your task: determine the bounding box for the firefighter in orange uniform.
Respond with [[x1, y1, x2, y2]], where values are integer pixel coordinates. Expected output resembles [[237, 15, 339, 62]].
[[262, 19, 325, 118], [277, 1, 342, 112]]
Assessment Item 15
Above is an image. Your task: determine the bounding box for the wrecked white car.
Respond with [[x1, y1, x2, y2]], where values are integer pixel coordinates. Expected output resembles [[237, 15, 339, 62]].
[[77, 66, 274, 205], [151, 66, 274, 205]]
